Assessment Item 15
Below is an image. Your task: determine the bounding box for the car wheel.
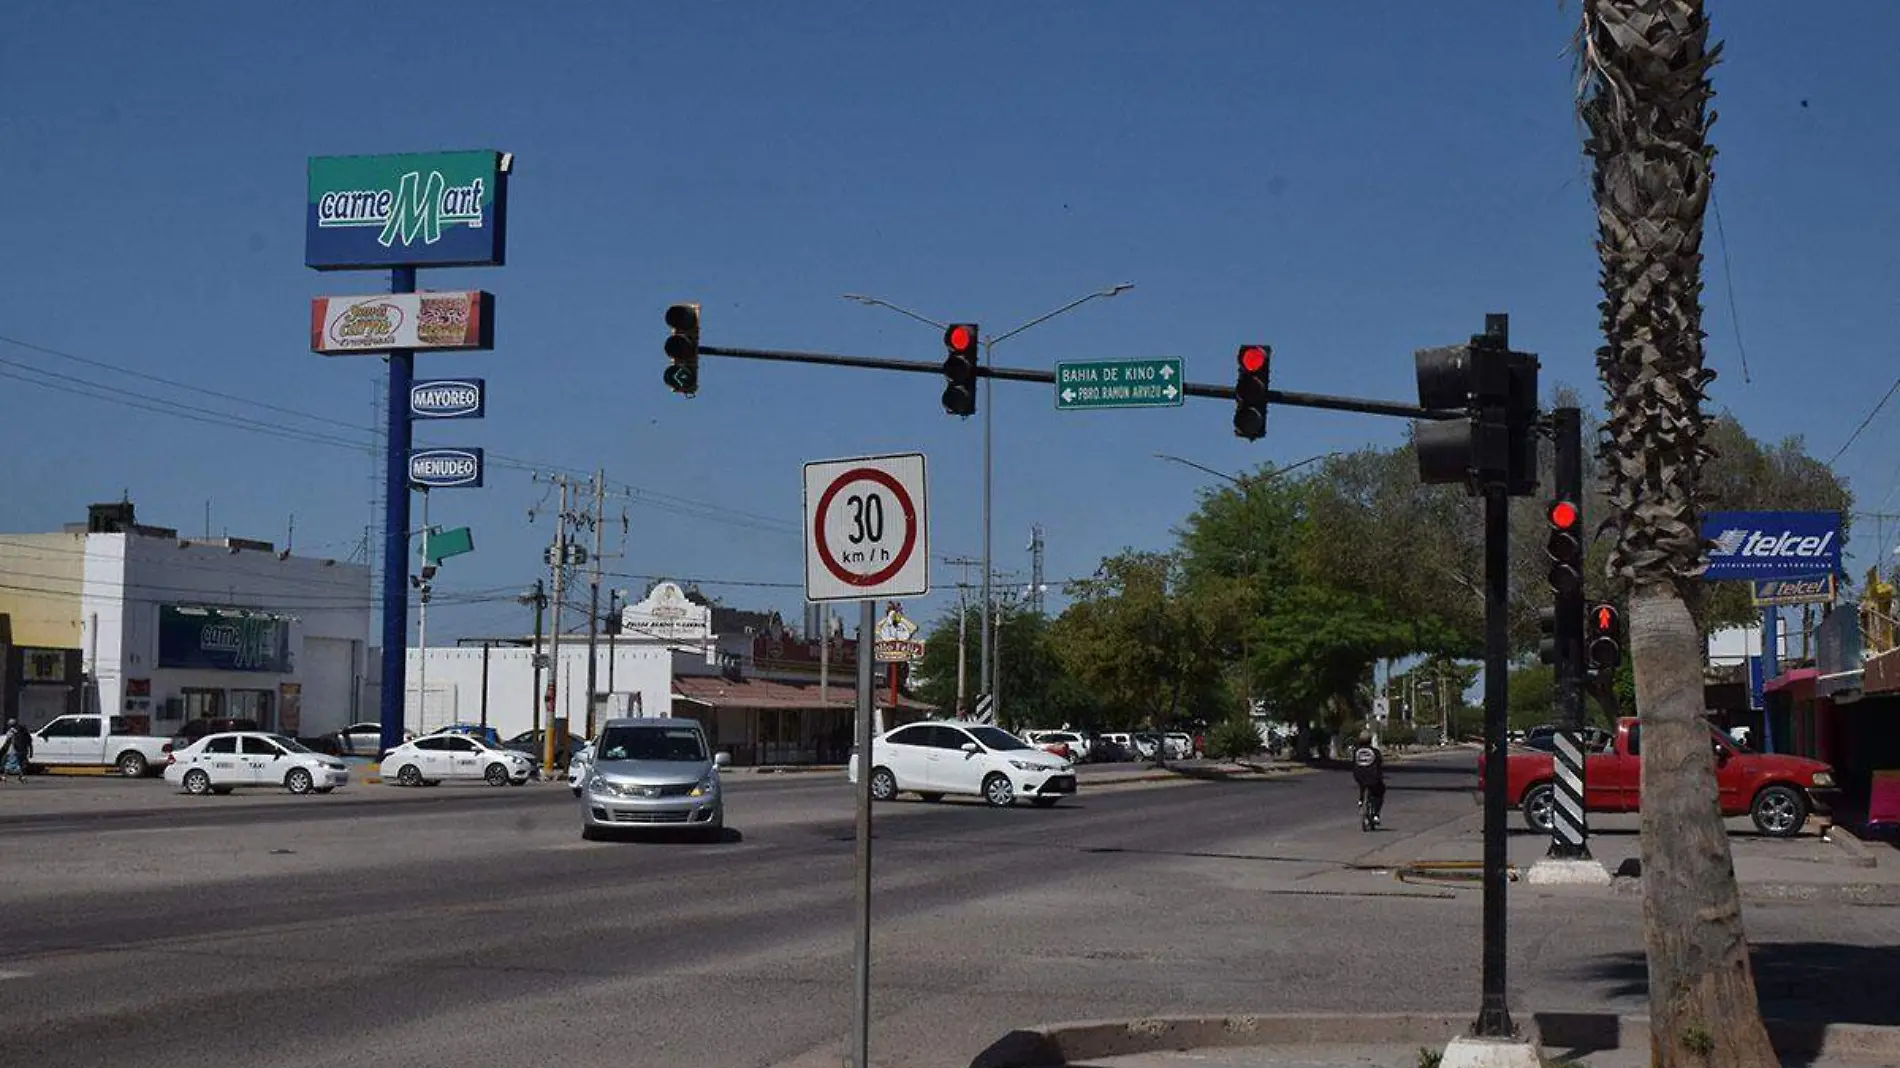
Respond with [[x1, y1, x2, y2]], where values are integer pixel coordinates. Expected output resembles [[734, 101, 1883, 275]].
[[285, 768, 314, 795], [869, 767, 898, 802], [1751, 784, 1808, 838], [182, 768, 212, 795], [982, 773, 1016, 808], [396, 764, 423, 788], [484, 763, 510, 787], [1520, 783, 1557, 834], [116, 751, 149, 778], [1031, 796, 1060, 808], [918, 792, 945, 803], [571, 786, 582, 798]]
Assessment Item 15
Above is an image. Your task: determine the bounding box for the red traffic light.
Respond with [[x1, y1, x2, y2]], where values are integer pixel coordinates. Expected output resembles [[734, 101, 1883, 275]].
[[1548, 500, 1579, 531], [1592, 603, 1618, 633], [945, 324, 977, 353], [1239, 345, 1268, 374]]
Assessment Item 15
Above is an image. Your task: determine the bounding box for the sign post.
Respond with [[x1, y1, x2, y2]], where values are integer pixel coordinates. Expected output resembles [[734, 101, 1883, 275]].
[[803, 452, 929, 1068]]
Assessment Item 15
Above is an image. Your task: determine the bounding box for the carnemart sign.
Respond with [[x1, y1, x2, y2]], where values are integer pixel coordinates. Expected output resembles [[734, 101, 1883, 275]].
[[409, 448, 485, 488], [306, 151, 510, 270]]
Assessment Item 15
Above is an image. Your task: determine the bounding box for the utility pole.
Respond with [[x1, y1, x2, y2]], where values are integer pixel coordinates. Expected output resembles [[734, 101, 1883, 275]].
[[414, 491, 433, 731], [945, 556, 981, 717], [1027, 525, 1046, 616], [523, 580, 547, 747], [584, 469, 605, 738], [547, 477, 571, 774], [606, 588, 622, 700]]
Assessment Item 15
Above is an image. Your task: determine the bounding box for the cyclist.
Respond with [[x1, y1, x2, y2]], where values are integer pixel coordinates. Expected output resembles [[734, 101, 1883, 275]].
[[1352, 731, 1385, 829]]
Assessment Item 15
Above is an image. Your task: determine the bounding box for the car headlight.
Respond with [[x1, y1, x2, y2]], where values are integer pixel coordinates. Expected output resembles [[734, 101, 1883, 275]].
[[1812, 771, 1835, 788], [1008, 759, 1044, 772], [689, 773, 720, 798]]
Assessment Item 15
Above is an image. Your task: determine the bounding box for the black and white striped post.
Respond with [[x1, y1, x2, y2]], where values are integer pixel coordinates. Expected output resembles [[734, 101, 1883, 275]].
[[971, 693, 995, 724], [1549, 728, 1591, 857]]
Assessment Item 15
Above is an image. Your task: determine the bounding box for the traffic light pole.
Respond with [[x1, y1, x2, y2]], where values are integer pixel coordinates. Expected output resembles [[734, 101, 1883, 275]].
[[694, 345, 1462, 423], [1548, 407, 1593, 861], [1477, 482, 1515, 1040]]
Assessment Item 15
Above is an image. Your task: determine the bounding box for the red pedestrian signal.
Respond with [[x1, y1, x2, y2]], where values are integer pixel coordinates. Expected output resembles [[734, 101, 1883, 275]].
[[1233, 345, 1270, 441], [942, 323, 980, 417], [1587, 602, 1622, 670]]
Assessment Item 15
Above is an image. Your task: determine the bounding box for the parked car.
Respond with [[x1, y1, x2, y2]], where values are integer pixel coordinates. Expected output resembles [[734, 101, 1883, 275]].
[[848, 720, 1075, 808], [1480, 716, 1839, 838], [172, 717, 260, 748], [1163, 731, 1196, 760], [504, 728, 586, 770], [379, 733, 533, 787], [579, 718, 728, 841], [1036, 730, 1091, 762], [418, 723, 503, 748], [568, 740, 594, 796], [165, 732, 351, 796], [30, 713, 173, 777], [1096, 733, 1135, 762], [336, 721, 415, 756]]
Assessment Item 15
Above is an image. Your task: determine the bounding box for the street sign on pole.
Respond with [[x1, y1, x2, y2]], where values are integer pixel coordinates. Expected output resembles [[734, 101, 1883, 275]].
[[1055, 358, 1185, 410], [803, 453, 929, 603]]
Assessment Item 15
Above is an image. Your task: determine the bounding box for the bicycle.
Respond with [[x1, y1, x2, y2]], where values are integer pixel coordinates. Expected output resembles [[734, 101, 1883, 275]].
[[1359, 785, 1382, 832]]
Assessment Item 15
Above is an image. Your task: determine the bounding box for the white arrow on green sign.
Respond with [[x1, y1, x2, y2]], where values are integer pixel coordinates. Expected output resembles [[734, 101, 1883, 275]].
[[1055, 358, 1185, 410]]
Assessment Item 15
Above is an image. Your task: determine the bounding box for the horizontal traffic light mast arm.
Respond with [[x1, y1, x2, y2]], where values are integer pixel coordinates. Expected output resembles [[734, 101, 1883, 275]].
[[697, 344, 1463, 421]]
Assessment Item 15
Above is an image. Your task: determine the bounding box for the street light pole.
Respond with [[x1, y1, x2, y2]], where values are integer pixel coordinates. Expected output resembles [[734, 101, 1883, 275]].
[[845, 284, 1134, 725]]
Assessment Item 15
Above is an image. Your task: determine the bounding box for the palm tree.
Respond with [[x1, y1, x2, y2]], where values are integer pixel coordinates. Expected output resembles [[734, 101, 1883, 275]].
[[1579, 2, 1776, 1065]]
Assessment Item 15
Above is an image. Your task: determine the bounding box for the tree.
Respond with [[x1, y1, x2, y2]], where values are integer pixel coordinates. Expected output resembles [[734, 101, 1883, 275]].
[[1580, 3, 1776, 1064], [914, 605, 1088, 729], [1049, 551, 1225, 729], [1506, 664, 1555, 729]]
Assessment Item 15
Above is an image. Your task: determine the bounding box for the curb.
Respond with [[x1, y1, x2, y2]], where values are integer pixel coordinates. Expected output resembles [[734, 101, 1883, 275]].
[[33, 766, 116, 777], [1824, 823, 1882, 869], [965, 1012, 1900, 1067]]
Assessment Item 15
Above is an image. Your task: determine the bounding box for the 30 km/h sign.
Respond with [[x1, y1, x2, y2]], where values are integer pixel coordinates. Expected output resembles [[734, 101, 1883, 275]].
[[1055, 358, 1185, 410], [804, 453, 929, 603]]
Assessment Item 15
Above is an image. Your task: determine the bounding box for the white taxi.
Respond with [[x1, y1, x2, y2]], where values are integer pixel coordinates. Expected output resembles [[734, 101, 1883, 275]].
[[165, 731, 351, 796], [379, 733, 534, 787]]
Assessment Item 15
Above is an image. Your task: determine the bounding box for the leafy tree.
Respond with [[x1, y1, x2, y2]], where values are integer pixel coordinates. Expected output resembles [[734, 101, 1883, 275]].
[[1580, 3, 1777, 1062], [914, 605, 1088, 729], [1049, 551, 1225, 729], [1506, 664, 1554, 729]]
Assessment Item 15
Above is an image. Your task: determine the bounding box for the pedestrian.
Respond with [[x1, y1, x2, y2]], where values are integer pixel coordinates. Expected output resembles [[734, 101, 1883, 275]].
[[1, 719, 30, 782]]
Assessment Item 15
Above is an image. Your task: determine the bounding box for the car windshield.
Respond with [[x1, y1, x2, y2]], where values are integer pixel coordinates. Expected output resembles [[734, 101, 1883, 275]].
[[271, 735, 314, 754], [596, 726, 707, 763], [965, 726, 1031, 751]]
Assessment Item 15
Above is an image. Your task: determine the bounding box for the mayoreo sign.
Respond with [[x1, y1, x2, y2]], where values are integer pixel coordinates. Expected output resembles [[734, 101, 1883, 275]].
[[410, 378, 485, 420], [306, 151, 510, 270], [311, 292, 494, 354], [1752, 574, 1837, 607], [408, 448, 485, 489], [1701, 510, 1842, 580]]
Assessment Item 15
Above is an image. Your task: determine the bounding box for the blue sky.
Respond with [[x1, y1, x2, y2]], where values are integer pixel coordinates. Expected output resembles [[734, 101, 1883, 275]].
[[3, 1, 1897, 643]]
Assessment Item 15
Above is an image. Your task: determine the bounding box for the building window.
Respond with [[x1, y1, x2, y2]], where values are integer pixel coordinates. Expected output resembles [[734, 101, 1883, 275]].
[[228, 690, 275, 732]]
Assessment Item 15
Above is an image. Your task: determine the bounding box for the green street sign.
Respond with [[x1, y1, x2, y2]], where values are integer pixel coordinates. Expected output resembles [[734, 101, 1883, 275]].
[[1055, 358, 1185, 410], [424, 526, 474, 564]]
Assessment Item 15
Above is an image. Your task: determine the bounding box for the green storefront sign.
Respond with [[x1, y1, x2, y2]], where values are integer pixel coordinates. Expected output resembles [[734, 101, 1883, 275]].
[[306, 150, 510, 270], [157, 606, 292, 673]]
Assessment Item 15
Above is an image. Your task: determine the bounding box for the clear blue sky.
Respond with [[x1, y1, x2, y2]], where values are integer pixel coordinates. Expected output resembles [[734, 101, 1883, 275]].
[[4, 1, 1897, 642]]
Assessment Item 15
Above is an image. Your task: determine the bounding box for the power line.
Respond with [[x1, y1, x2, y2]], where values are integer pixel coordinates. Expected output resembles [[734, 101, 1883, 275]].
[[1708, 187, 1752, 386], [1828, 374, 1900, 467]]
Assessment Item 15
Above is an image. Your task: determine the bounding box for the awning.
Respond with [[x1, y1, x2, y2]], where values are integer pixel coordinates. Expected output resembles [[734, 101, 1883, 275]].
[[672, 674, 934, 712], [1764, 667, 1819, 696]]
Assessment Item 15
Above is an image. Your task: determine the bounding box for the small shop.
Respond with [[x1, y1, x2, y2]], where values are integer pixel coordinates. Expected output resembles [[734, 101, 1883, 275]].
[[672, 675, 932, 766]]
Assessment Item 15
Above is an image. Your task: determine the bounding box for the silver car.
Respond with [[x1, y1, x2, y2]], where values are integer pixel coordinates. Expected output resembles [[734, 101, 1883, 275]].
[[580, 718, 729, 841]]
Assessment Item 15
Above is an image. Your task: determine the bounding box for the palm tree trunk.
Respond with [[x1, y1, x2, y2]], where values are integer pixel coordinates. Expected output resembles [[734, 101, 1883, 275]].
[[1581, 2, 1778, 1065]]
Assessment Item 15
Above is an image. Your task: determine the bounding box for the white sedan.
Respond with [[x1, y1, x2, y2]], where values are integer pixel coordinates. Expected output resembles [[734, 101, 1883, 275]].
[[567, 741, 593, 796], [379, 733, 534, 787], [165, 732, 351, 796]]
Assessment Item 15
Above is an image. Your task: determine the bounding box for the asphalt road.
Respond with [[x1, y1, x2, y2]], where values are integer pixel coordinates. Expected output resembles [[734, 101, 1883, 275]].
[[1, 754, 1894, 1068]]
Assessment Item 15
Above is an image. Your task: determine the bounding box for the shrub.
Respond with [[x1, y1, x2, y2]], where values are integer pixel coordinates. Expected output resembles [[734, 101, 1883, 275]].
[[1205, 717, 1264, 761]]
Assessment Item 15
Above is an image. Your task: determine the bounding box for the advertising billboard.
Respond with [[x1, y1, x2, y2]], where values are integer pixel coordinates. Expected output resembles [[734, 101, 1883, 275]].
[[409, 447, 485, 488], [1701, 510, 1842, 580], [157, 606, 292, 673], [1751, 574, 1837, 607], [409, 378, 486, 419], [311, 292, 494, 354], [306, 151, 510, 270]]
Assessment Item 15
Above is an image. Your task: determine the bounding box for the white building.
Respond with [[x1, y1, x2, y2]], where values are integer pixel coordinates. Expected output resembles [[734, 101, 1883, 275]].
[[0, 502, 371, 734]]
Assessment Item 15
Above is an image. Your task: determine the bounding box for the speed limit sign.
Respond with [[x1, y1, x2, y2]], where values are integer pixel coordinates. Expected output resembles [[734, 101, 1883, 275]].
[[803, 452, 929, 603]]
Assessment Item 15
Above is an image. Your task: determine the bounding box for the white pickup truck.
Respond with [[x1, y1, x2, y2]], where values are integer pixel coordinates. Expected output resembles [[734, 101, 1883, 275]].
[[30, 713, 175, 777]]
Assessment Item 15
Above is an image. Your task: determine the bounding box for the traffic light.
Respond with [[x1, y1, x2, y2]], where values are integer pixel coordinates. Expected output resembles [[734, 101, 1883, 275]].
[[1233, 345, 1270, 441], [1546, 499, 1583, 597], [1587, 602, 1623, 671], [1538, 606, 1559, 665], [1411, 315, 1540, 495], [942, 323, 980, 416], [664, 303, 700, 396]]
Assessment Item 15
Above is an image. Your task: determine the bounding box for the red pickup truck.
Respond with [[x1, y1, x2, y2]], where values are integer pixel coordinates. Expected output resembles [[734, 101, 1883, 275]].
[[1478, 717, 1838, 838]]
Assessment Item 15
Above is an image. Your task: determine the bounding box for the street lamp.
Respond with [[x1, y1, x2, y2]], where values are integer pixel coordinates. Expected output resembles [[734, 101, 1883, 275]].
[[844, 283, 1135, 722]]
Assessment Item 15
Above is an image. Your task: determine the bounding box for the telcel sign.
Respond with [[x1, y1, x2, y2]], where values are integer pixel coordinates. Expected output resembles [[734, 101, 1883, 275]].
[[1702, 510, 1842, 580], [410, 379, 485, 420], [408, 448, 485, 489], [306, 151, 510, 270]]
